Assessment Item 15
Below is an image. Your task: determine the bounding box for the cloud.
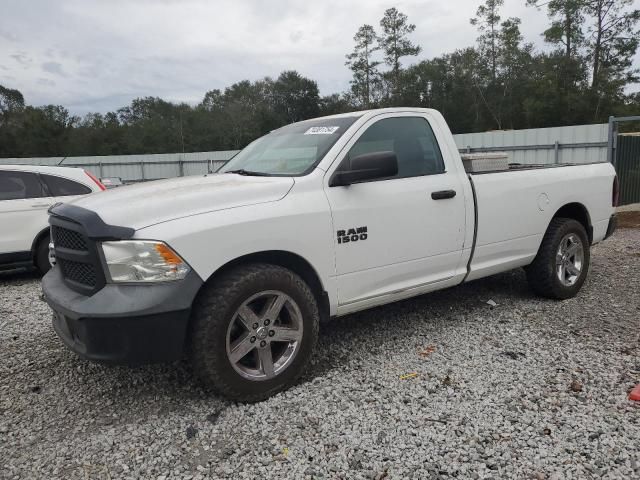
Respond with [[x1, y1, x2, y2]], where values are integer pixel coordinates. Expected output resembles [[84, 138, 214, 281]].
[[289, 31, 303, 43], [37, 78, 56, 87], [0, 29, 19, 42], [0, 0, 637, 115], [10, 53, 31, 65], [42, 62, 66, 77]]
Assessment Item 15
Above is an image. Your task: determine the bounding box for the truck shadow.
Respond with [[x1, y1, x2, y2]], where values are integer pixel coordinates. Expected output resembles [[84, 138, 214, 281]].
[[0, 267, 41, 282], [302, 267, 534, 382]]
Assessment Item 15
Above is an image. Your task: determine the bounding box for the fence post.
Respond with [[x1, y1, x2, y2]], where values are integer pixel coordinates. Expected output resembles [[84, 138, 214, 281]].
[[140, 161, 145, 181], [179, 160, 184, 177], [612, 122, 619, 168], [554, 141, 559, 164], [607, 116, 615, 164], [99, 161, 104, 178]]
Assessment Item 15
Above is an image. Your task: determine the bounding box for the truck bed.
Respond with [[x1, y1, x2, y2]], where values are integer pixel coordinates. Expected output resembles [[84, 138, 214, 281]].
[[465, 161, 615, 281]]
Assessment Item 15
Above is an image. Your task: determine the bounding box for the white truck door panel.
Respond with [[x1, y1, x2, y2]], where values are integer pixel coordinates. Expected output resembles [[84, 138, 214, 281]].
[[328, 176, 466, 304], [324, 114, 467, 307]]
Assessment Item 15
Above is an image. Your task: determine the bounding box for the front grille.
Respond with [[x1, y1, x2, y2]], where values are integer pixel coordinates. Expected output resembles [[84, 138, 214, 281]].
[[53, 226, 88, 251], [58, 259, 97, 288], [50, 218, 105, 295]]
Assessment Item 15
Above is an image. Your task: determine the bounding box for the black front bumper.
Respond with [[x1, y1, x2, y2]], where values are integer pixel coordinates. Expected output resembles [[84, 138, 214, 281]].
[[42, 267, 203, 364]]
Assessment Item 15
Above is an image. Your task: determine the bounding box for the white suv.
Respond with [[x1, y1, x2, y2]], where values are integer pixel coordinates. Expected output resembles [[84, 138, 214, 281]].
[[0, 164, 105, 273]]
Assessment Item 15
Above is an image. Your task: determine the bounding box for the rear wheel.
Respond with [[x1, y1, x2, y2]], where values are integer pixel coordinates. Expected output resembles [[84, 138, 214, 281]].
[[190, 263, 319, 402], [35, 234, 52, 275], [526, 218, 590, 299]]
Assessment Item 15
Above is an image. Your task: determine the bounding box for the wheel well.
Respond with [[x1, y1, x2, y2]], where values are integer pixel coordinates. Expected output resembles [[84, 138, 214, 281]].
[[552, 203, 592, 243], [31, 227, 50, 260], [206, 251, 330, 321]]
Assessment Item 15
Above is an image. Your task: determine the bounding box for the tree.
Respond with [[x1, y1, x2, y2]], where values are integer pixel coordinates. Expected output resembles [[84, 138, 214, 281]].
[[345, 25, 381, 107], [200, 89, 225, 112], [272, 71, 320, 123], [522, 51, 592, 127], [0, 85, 25, 115], [215, 79, 275, 149], [470, 0, 504, 82], [527, 0, 585, 60], [469, 1, 537, 130], [115, 97, 186, 153], [13, 105, 78, 157], [526, 1, 591, 125], [318, 94, 353, 116], [582, 0, 640, 93], [378, 8, 421, 94], [399, 49, 485, 132], [496, 18, 536, 129]]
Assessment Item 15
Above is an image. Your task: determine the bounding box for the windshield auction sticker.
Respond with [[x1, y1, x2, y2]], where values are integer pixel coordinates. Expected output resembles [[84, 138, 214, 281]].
[[304, 126, 340, 135]]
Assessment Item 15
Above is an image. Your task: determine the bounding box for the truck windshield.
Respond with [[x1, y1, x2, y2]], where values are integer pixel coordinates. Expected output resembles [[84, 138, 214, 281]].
[[219, 115, 361, 176]]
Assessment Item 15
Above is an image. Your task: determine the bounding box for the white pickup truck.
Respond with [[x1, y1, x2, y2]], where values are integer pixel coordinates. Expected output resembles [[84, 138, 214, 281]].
[[42, 108, 618, 401]]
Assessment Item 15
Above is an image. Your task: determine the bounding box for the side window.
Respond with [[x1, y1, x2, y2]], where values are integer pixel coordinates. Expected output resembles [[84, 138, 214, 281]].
[[0, 171, 45, 201], [346, 117, 445, 179], [41, 174, 91, 196]]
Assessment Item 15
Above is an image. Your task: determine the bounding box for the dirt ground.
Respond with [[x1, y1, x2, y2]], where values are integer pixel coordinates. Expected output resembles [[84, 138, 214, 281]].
[[618, 210, 640, 229]]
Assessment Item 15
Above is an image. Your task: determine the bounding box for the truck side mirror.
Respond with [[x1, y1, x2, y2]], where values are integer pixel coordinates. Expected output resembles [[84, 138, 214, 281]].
[[329, 151, 398, 187]]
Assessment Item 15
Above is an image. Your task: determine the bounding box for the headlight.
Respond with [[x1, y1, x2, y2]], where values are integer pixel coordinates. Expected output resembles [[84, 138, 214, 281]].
[[101, 241, 190, 283]]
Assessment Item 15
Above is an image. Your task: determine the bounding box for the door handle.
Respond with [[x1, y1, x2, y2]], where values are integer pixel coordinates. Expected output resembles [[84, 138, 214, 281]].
[[31, 203, 50, 208], [431, 190, 457, 200]]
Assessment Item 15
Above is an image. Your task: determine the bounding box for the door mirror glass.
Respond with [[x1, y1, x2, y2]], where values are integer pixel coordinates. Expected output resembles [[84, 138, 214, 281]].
[[330, 151, 398, 187]]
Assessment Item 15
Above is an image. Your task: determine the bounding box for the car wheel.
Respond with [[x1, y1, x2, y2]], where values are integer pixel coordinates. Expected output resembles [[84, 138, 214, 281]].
[[35, 234, 52, 275], [190, 263, 319, 402], [526, 218, 590, 299]]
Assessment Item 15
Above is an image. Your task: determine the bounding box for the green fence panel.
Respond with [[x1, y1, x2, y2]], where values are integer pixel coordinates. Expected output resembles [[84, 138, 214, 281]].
[[616, 135, 640, 206]]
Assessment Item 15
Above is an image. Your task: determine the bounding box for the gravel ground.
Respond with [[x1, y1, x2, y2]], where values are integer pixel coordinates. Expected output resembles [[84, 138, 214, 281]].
[[1, 229, 639, 480]]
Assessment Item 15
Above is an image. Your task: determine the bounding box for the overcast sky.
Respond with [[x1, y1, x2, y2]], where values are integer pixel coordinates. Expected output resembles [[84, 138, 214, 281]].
[[1, 0, 638, 115]]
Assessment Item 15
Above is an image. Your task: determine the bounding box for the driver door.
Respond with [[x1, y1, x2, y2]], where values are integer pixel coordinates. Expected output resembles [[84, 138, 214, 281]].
[[323, 113, 467, 312]]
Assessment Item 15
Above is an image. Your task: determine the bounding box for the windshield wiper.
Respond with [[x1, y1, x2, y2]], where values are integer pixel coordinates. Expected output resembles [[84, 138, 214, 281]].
[[226, 169, 271, 176]]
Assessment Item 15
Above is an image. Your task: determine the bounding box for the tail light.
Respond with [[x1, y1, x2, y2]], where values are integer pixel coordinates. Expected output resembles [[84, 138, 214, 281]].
[[612, 175, 619, 207], [85, 170, 106, 191]]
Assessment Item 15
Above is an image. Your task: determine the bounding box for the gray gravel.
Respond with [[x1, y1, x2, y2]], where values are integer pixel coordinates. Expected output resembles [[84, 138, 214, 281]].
[[1, 229, 639, 480]]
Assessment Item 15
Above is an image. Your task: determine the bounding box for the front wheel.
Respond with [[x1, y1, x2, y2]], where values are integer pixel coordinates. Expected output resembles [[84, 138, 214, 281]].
[[35, 234, 52, 275], [190, 264, 319, 402], [526, 218, 590, 299]]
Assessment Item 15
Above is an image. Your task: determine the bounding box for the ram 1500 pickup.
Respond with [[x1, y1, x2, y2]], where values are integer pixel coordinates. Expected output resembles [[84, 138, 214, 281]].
[[42, 108, 618, 401]]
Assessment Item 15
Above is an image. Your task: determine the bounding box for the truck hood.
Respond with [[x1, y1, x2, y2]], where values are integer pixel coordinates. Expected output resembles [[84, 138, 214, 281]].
[[70, 173, 294, 230]]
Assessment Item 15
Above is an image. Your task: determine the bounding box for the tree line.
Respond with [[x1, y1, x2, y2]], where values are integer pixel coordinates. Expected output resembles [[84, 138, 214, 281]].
[[1, 0, 638, 158]]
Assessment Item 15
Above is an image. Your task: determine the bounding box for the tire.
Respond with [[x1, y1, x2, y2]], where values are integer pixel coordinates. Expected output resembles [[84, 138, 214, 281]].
[[35, 234, 52, 275], [190, 263, 319, 402], [526, 218, 590, 299]]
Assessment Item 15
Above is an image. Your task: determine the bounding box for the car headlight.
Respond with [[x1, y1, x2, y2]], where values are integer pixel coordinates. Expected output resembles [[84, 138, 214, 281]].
[[101, 240, 190, 282]]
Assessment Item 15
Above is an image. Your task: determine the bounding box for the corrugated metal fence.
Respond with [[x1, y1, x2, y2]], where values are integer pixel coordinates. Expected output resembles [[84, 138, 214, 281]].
[[0, 151, 239, 182], [453, 123, 608, 165], [616, 135, 640, 206]]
